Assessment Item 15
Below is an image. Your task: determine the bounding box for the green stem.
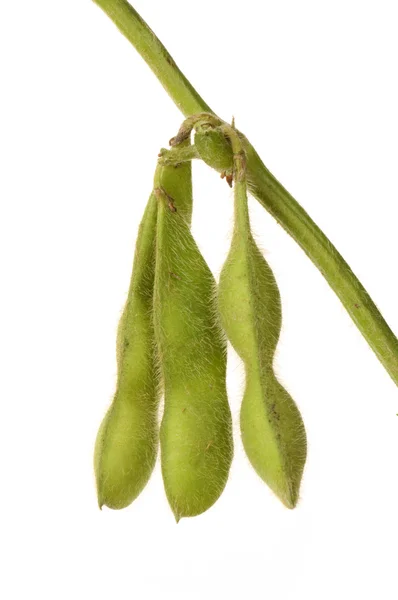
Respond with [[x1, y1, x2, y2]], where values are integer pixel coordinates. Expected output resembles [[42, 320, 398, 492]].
[[244, 143, 398, 385], [92, 0, 398, 386], [92, 0, 212, 116]]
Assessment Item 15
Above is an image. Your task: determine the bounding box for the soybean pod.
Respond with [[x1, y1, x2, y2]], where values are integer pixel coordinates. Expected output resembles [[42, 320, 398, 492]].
[[153, 176, 233, 521], [94, 192, 160, 510], [218, 143, 307, 509]]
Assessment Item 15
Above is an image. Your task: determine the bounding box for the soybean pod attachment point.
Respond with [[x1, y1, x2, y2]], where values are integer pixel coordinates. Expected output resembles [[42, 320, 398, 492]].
[[157, 139, 194, 227]]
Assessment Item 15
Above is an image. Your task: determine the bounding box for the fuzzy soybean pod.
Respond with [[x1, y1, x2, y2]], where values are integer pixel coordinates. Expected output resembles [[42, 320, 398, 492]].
[[94, 192, 160, 510], [218, 152, 307, 509], [153, 184, 233, 521]]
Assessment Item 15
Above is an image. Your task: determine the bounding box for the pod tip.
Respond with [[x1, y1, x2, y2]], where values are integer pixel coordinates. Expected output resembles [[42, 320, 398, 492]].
[[280, 485, 299, 510]]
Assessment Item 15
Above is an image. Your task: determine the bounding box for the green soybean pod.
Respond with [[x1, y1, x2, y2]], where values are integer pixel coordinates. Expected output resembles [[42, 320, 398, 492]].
[[94, 192, 160, 510], [218, 155, 307, 508], [153, 184, 233, 521]]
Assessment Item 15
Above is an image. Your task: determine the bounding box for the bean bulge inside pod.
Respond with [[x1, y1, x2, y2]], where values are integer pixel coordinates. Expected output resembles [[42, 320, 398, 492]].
[[153, 183, 233, 521]]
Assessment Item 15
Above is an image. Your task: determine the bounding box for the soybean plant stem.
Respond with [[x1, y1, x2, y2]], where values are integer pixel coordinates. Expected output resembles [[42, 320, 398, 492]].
[[92, 0, 398, 387]]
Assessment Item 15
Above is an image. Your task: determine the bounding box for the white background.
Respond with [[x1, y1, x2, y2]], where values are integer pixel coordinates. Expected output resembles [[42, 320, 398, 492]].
[[1, 1, 398, 598]]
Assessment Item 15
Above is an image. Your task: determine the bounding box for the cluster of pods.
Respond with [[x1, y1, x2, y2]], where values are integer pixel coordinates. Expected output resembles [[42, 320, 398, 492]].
[[94, 115, 307, 521]]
